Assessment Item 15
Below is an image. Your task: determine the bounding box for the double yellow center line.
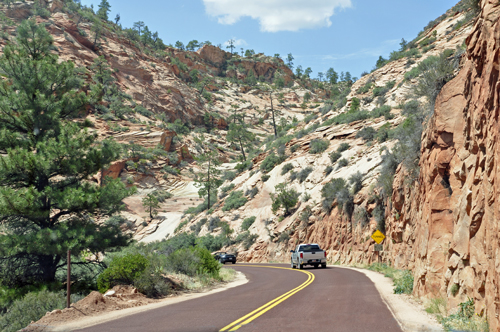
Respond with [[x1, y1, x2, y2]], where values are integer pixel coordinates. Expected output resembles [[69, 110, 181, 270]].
[[220, 265, 315, 331]]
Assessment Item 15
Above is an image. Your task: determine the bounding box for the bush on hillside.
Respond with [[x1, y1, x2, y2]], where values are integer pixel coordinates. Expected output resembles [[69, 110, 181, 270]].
[[356, 127, 377, 141], [97, 254, 149, 293], [337, 158, 348, 168], [337, 143, 350, 152], [271, 182, 300, 215], [245, 187, 259, 198], [222, 191, 247, 211], [241, 216, 256, 231], [281, 163, 294, 175], [309, 139, 330, 154], [0, 290, 84, 332]]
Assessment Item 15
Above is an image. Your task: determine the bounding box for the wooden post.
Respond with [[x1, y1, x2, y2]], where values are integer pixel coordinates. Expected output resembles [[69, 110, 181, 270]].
[[67, 249, 71, 309]]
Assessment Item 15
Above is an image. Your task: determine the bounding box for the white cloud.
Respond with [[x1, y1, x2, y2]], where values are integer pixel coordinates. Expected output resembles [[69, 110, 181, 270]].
[[203, 0, 352, 32]]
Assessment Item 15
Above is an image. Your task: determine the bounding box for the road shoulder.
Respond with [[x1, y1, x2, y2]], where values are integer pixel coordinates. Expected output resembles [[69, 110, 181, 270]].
[[335, 266, 443, 332], [32, 271, 248, 332]]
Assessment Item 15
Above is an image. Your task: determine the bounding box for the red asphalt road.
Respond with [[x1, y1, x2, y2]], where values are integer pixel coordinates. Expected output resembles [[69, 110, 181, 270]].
[[77, 264, 403, 332]]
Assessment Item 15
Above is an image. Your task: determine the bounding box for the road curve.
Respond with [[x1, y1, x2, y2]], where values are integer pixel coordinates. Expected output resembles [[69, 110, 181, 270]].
[[77, 264, 402, 332]]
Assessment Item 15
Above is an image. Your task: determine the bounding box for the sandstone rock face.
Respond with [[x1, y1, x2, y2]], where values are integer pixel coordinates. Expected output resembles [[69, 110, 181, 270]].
[[386, 1, 500, 329], [160, 130, 177, 152]]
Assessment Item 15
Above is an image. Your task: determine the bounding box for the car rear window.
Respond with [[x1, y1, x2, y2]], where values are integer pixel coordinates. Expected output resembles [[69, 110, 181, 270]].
[[299, 245, 320, 252]]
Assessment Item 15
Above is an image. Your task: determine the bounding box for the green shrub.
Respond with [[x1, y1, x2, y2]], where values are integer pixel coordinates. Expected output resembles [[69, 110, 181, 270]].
[[222, 191, 247, 211], [414, 52, 455, 105], [0, 290, 84, 332], [262, 174, 270, 182], [167, 247, 220, 278], [271, 182, 300, 215], [321, 178, 351, 213], [338, 158, 348, 168], [221, 183, 235, 193], [277, 232, 290, 243], [235, 231, 258, 250], [235, 160, 253, 173], [260, 154, 282, 173], [331, 109, 370, 125], [337, 143, 350, 152], [402, 100, 420, 116], [151, 189, 173, 202], [356, 127, 377, 141], [309, 139, 330, 154], [245, 187, 258, 198], [377, 123, 392, 143], [439, 297, 489, 332], [393, 270, 414, 294], [97, 254, 149, 293], [349, 172, 364, 194], [329, 151, 342, 163], [133, 257, 171, 298], [290, 145, 299, 153], [325, 165, 333, 176], [241, 216, 256, 231], [222, 171, 237, 181], [281, 163, 294, 175], [350, 97, 360, 111], [356, 82, 374, 94], [294, 167, 313, 183], [370, 105, 392, 119], [135, 105, 154, 118]]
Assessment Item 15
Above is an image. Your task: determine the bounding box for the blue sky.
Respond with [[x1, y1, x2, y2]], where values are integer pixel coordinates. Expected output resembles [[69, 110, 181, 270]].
[[81, 0, 459, 78]]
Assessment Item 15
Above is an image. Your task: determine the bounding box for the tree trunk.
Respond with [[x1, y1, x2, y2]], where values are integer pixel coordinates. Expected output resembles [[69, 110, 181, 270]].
[[39, 254, 59, 284], [207, 159, 211, 209], [270, 93, 277, 137], [239, 138, 246, 161]]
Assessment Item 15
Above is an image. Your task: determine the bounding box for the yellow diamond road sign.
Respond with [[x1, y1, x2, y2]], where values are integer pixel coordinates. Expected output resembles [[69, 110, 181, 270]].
[[371, 230, 385, 244]]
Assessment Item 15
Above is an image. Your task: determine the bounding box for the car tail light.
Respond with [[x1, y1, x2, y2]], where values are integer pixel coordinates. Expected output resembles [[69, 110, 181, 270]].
[[300, 253, 303, 259], [324, 251, 327, 257]]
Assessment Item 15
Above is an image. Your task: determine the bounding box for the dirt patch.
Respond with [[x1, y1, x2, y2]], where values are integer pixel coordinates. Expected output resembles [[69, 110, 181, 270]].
[[24, 286, 155, 331], [23, 271, 246, 332]]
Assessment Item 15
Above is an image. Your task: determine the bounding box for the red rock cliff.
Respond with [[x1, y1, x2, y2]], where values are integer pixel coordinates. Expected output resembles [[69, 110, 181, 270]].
[[388, 0, 500, 328]]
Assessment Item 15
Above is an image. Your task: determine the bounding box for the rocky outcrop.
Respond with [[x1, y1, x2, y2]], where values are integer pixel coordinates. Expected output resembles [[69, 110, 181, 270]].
[[385, 0, 500, 329]]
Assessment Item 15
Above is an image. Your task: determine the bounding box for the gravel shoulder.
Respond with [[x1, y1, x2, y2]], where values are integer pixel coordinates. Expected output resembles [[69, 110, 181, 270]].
[[336, 266, 444, 332], [31, 271, 247, 332]]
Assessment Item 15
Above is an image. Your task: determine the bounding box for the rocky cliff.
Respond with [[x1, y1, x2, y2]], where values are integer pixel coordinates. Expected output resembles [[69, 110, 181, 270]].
[[386, 0, 500, 328]]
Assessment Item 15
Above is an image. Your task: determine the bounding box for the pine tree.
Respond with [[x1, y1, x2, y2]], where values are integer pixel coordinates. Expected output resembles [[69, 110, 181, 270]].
[[227, 122, 255, 161], [142, 194, 159, 221], [0, 20, 133, 288], [97, 0, 111, 21], [193, 136, 222, 210]]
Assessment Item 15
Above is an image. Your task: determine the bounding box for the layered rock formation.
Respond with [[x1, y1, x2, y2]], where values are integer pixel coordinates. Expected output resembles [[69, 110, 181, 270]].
[[386, 0, 500, 328]]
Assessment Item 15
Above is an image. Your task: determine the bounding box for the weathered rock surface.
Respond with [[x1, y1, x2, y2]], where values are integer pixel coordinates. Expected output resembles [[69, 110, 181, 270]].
[[384, 1, 500, 329]]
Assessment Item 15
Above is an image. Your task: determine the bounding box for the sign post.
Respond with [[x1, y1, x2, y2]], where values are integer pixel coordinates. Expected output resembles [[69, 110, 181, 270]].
[[371, 230, 386, 264], [67, 249, 71, 309]]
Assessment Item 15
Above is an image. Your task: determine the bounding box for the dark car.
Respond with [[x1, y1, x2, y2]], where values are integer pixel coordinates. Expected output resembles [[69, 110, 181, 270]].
[[213, 252, 236, 264]]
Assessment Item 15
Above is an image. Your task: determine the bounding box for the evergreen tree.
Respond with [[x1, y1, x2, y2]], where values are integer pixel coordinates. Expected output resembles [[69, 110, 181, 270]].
[[142, 194, 159, 221], [226, 39, 235, 54], [227, 123, 255, 162], [286, 53, 294, 70], [326, 67, 338, 84], [0, 20, 133, 288], [193, 136, 222, 210], [271, 182, 300, 215], [175, 41, 185, 50], [133, 21, 145, 36], [97, 0, 111, 21], [89, 56, 132, 118], [186, 40, 200, 51]]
